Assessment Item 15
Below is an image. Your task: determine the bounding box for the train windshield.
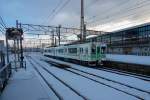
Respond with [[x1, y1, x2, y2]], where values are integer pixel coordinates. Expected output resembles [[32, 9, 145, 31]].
[[91, 44, 96, 54]]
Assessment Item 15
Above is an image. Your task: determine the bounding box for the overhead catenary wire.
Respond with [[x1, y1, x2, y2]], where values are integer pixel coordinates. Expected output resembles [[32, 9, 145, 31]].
[[87, 0, 147, 22], [85, 0, 100, 9], [0, 25, 5, 35], [88, 1, 150, 26], [0, 23, 6, 30], [42, 0, 63, 25], [0, 16, 7, 28], [87, 5, 150, 28], [48, 0, 72, 23], [87, 11, 150, 32], [0, 16, 6, 35], [87, 0, 150, 26], [0, 28, 5, 36], [85, 0, 130, 21], [0, 29, 4, 34]]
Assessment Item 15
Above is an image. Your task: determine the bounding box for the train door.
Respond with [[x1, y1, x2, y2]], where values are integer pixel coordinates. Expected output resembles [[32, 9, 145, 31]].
[[100, 45, 106, 60], [96, 46, 100, 60], [91, 44, 96, 61]]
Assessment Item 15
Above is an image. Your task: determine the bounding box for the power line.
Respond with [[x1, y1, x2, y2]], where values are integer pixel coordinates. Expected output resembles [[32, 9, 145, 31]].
[[0, 22, 6, 29], [87, 0, 150, 26], [87, 0, 149, 24], [85, 0, 99, 9], [0, 28, 5, 35], [0, 26, 5, 31], [0, 16, 7, 28], [42, 0, 63, 25], [49, 0, 72, 23], [86, 0, 130, 21], [88, 10, 150, 31]]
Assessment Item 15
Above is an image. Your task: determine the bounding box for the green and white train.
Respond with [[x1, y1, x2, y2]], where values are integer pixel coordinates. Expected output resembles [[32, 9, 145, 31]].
[[43, 42, 106, 66]]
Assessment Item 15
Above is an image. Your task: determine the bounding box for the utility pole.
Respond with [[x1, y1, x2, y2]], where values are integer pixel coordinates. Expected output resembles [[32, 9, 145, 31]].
[[5, 31, 9, 63], [19, 23, 24, 68], [54, 37, 57, 46], [80, 0, 85, 42], [83, 24, 86, 40], [58, 25, 61, 46], [51, 30, 54, 46], [16, 20, 20, 61]]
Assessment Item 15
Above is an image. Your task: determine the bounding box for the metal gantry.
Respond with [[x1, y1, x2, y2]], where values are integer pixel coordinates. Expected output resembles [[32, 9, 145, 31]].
[[20, 23, 106, 47]]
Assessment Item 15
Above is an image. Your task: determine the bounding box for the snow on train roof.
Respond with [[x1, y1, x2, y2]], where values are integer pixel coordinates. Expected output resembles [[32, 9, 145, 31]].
[[45, 42, 106, 49]]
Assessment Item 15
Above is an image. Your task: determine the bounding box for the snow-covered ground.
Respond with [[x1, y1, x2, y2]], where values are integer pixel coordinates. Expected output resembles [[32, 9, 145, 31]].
[[0, 56, 58, 100], [1, 52, 150, 100], [30, 52, 150, 100]]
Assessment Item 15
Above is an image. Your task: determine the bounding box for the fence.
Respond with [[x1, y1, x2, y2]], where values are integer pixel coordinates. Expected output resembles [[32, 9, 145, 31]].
[[0, 63, 11, 92]]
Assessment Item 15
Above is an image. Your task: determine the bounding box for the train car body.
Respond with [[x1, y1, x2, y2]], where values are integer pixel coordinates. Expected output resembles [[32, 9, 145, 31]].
[[43, 42, 106, 66]]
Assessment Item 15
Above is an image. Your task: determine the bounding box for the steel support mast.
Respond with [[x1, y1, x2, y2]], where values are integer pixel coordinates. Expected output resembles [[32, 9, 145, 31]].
[[80, 0, 85, 42]]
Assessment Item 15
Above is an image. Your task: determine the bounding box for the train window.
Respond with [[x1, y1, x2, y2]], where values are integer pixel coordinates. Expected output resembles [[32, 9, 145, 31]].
[[65, 49, 67, 53], [58, 49, 64, 53], [85, 48, 88, 54], [91, 48, 96, 54], [80, 48, 82, 53], [80, 48, 83, 53], [0, 55, 1, 64], [101, 47, 106, 54], [91, 44, 96, 54], [68, 48, 77, 54]]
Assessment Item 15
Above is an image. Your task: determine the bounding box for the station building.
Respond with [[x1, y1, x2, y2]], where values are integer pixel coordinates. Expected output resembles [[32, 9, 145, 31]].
[[86, 23, 150, 56]]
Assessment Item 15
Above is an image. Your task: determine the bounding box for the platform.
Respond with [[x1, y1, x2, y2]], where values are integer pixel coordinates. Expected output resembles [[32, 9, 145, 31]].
[[0, 68, 51, 100]]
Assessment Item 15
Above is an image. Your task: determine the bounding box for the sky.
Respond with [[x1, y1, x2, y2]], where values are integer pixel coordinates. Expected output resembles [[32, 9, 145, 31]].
[[0, 0, 150, 45]]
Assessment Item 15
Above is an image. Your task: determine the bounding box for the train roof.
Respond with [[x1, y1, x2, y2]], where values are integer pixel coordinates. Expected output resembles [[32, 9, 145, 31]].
[[44, 42, 105, 49]]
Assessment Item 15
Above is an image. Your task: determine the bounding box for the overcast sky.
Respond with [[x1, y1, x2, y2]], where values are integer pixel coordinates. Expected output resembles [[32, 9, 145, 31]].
[[1, 0, 150, 32]]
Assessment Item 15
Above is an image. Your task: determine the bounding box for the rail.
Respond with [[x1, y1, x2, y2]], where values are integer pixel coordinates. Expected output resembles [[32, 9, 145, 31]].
[[0, 63, 11, 92]]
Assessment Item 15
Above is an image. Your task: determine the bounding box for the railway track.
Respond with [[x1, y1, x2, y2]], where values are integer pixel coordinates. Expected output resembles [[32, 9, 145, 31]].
[[67, 67, 150, 94], [38, 58, 149, 100], [27, 58, 63, 100], [44, 56, 150, 82], [97, 67, 150, 82], [28, 57, 88, 100]]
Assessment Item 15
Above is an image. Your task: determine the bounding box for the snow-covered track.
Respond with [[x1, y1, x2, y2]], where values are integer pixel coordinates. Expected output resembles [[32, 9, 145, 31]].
[[44, 55, 150, 81], [97, 67, 150, 81], [29, 57, 88, 100], [41, 59, 149, 100], [27, 58, 63, 100]]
